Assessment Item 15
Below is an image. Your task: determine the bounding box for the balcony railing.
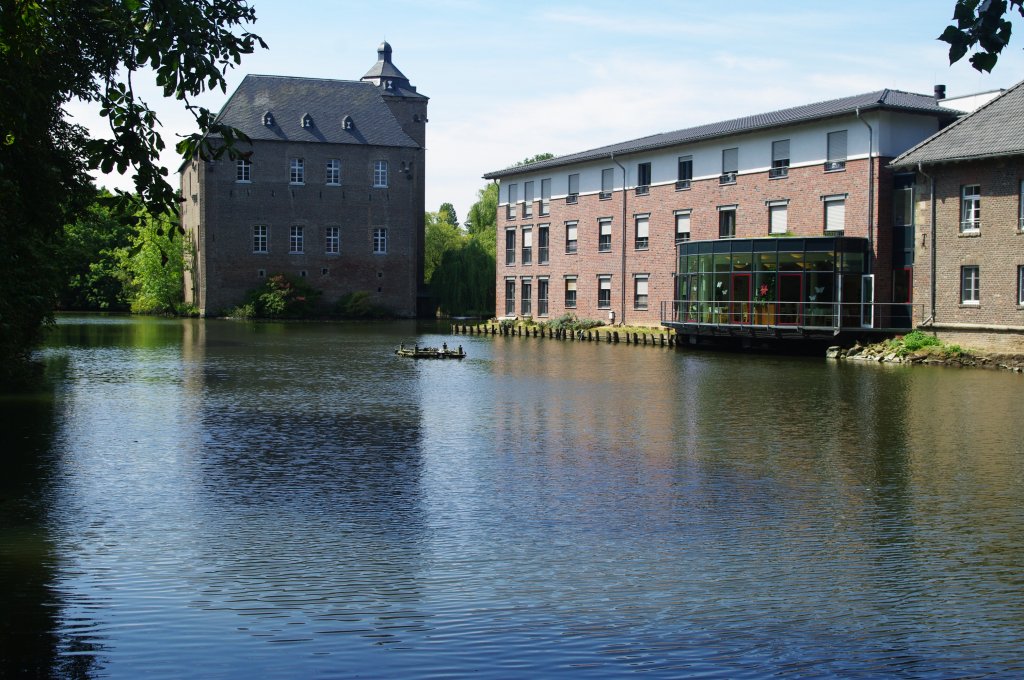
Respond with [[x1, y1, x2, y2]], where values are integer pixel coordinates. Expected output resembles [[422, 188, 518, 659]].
[[538, 246, 549, 264], [635, 185, 650, 196], [769, 166, 789, 178], [960, 219, 981, 233], [824, 161, 846, 172], [566, 194, 578, 204], [599, 191, 612, 200], [719, 171, 737, 185], [675, 179, 691, 191], [660, 299, 920, 330]]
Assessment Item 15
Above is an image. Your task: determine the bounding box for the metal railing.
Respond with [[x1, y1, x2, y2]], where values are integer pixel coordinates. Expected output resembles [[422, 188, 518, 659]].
[[660, 299, 920, 330], [675, 179, 691, 190]]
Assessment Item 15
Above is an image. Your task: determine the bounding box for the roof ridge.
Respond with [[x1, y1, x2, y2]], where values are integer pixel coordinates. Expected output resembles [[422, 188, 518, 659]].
[[891, 77, 1024, 166]]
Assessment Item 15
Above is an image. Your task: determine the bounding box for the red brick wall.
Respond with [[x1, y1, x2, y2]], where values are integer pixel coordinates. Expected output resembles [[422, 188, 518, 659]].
[[495, 157, 896, 326]]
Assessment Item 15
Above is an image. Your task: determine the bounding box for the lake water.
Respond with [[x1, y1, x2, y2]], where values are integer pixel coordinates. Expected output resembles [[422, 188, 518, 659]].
[[2, 315, 1023, 678]]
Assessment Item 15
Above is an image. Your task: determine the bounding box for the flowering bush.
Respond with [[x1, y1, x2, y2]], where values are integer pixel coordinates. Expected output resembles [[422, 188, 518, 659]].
[[229, 274, 322, 318]]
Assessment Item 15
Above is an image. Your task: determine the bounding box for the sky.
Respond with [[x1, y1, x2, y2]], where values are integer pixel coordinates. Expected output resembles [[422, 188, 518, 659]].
[[72, 0, 1024, 224]]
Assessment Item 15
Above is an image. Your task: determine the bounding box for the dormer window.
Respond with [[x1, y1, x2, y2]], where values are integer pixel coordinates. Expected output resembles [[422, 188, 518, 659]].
[[263, 111, 275, 127], [342, 115, 353, 130], [301, 113, 313, 129], [385, 79, 393, 90]]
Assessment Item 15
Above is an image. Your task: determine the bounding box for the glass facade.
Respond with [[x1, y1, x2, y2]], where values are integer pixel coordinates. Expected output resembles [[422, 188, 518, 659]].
[[676, 237, 870, 327]]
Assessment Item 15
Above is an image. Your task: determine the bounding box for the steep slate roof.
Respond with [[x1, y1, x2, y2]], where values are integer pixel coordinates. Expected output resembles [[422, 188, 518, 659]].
[[216, 75, 420, 148], [484, 89, 959, 179], [891, 79, 1024, 167]]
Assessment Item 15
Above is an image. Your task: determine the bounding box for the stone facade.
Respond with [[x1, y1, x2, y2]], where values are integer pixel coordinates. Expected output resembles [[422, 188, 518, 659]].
[[892, 79, 1024, 351], [181, 43, 427, 317]]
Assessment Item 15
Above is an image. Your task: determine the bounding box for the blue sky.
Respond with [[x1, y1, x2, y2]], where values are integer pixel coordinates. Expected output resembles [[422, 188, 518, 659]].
[[76, 0, 1024, 223]]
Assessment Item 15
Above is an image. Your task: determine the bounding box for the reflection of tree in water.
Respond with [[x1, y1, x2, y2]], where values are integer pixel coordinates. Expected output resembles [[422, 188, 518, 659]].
[[0, 358, 101, 679]]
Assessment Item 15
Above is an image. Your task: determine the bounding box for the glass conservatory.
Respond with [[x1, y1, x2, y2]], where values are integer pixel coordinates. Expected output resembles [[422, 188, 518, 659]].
[[673, 237, 872, 329]]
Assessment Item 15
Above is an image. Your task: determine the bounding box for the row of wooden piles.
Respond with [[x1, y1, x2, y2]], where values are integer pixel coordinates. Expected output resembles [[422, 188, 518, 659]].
[[451, 323, 677, 348]]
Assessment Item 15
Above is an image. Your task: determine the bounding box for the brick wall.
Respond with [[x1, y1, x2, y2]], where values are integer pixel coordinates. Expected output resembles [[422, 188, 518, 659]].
[[914, 157, 1024, 335], [183, 139, 425, 317], [496, 156, 897, 326]]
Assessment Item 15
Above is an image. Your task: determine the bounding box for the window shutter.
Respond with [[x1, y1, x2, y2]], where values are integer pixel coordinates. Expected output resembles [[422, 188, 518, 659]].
[[523, 229, 532, 247], [722, 147, 738, 173], [524, 181, 534, 203], [568, 174, 579, 195], [567, 223, 577, 240], [772, 140, 790, 162], [770, 204, 788, 233], [508, 183, 517, 203], [825, 199, 845, 230], [676, 212, 691, 235], [636, 217, 649, 238], [636, 278, 648, 295], [827, 131, 847, 162]]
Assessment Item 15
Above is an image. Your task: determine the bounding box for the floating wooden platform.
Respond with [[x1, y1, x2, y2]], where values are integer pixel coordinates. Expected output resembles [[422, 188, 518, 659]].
[[396, 344, 466, 359]]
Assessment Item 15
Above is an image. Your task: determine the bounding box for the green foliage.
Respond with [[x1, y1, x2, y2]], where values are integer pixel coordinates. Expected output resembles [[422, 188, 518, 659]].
[[57, 189, 133, 311], [431, 238, 495, 317], [899, 330, 943, 352], [514, 152, 555, 167], [335, 291, 389, 319], [541, 314, 603, 332], [465, 183, 498, 246], [424, 208, 465, 284], [940, 0, 1023, 72], [0, 0, 264, 384], [116, 211, 185, 314], [230, 274, 322, 319], [438, 202, 459, 229]]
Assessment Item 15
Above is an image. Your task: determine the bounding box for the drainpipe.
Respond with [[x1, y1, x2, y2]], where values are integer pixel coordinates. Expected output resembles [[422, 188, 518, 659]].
[[855, 108, 875, 273], [918, 162, 936, 325], [611, 152, 627, 325]]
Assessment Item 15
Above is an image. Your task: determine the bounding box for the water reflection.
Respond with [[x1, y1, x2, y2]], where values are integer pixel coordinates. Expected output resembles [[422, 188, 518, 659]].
[[6, 315, 1024, 677]]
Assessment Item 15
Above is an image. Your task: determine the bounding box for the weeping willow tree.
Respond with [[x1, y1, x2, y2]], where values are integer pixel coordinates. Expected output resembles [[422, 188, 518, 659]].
[[430, 239, 494, 317]]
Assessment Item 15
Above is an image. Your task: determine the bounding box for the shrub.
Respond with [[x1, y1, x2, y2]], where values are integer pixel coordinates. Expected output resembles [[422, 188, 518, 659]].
[[900, 330, 942, 352], [231, 274, 322, 319], [335, 291, 389, 319], [541, 313, 603, 333]]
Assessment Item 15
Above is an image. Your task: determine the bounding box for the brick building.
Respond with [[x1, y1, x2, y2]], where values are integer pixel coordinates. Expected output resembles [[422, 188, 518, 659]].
[[891, 80, 1024, 352], [181, 42, 427, 317], [483, 89, 959, 337]]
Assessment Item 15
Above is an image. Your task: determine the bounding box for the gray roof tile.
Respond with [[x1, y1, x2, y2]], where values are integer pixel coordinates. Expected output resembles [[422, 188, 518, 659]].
[[217, 75, 420, 149], [891, 79, 1024, 166], [484, 89, 958, 178]]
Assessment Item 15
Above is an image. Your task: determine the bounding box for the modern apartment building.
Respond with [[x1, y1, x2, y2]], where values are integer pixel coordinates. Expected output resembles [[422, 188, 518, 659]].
[[484, 88, 959, 338], [181, 42, 427, 317]]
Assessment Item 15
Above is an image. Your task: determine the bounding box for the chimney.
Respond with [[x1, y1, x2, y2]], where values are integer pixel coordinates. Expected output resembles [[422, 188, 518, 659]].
[[934, 84, 946, 100]]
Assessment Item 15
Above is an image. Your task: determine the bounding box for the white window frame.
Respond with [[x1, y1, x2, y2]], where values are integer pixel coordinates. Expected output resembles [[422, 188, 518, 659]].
[[1019, 179, 1024, 231], [823, 195, 846, 232], [252, 225, 268, 253], [960, 184, 981, 233], [675, 210, 691, 243], [505, 228, 516, 265], [718, 205, 736, 239], [565, 221, 578, 254], [961, 265, 980, 305], [289, 158, 304, 185], [523, 181, 534, 218], [635, 214, 649, 250], [598, 218, 612, 252], [236, 158, 251, 183], [325, 226, 340, 254], [634, 274, 649, 310], [826, 130, 847, 171], [522, 227, 533, 265], [770, 139, 790, 178], [1019, 265, 1024, 305], [520, 277, 532, 316], [373, 160, 388, 188], [597, 275, 612, 309], [564, 276, 577, 309], [505, 278, 516, 316], [768, 200, 789, 235], [373, 227, 388, 254], [600, 168, 614, 199], [289, 225, 304, 254], [326, 159, 341, 186]]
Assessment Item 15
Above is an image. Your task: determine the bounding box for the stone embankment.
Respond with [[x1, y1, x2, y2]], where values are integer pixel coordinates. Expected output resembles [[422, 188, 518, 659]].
[[827, 343, 1024, 373], [451, 323, 676, 347]]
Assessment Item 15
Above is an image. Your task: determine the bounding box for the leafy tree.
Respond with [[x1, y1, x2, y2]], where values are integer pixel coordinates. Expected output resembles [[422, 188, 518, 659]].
[[940, 0, 1024, 71], [465, 183, 498, 257], [514, 152, 555, 167], [0, 0, 264, 384], [57, 190, 133, 311], [116, 211, 185, 314], [424, 209, 465, 284], [438, 202, 459, 229]]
